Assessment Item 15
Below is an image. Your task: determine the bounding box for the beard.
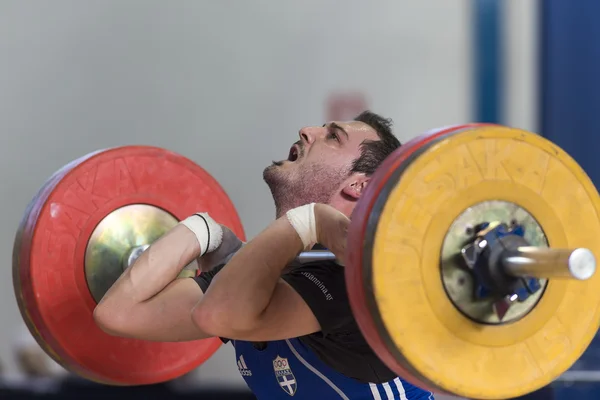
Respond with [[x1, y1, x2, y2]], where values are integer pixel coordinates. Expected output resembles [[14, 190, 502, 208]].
[[263, 160, 349, 218]]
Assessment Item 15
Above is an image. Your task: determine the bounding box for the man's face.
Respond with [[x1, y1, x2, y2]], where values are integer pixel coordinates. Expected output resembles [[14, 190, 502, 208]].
[[263, 120, 379, 216]]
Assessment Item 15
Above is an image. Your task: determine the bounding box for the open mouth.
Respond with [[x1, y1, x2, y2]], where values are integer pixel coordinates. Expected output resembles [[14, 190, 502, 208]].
[[287, 145, 299, 162]]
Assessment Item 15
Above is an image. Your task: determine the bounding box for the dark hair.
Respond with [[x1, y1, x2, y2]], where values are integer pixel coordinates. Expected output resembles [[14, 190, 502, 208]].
[[351, 110, 401, 175]]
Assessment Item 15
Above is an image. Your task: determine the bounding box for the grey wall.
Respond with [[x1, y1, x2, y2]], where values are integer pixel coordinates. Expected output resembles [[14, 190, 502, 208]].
[[0, 0, 471, 389]]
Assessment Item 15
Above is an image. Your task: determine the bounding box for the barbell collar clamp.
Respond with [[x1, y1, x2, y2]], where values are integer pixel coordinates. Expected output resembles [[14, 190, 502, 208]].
[[124, 244, 151, 270]]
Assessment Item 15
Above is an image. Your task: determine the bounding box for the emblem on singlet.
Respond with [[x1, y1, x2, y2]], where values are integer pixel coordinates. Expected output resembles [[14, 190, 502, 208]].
[[237, 355, 252, 377], [273, 355, 297, 396]]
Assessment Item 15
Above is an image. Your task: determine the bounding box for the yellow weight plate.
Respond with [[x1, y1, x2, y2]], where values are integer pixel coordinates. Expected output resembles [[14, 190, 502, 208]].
[[369, 126, 600, 399]]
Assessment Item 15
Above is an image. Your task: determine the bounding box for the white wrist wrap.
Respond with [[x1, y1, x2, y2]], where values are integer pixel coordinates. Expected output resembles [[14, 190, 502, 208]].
[[180, 213, 223, 256], [286, 203, 317, 250]]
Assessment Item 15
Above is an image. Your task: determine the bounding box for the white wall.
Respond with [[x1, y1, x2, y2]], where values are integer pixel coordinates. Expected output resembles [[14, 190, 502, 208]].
[[0, 0, 473, 388], [505, 0, 539, 133]]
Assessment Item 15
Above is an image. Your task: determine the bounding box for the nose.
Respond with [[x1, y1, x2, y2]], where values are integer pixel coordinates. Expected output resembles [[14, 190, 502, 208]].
[[298, 127, 320, 145]]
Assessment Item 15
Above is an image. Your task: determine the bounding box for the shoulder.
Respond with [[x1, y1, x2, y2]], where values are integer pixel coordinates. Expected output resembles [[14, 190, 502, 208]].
[[283, 257, 346, 282], [283, 261, 348, 304], [281, 260, 355, 336]]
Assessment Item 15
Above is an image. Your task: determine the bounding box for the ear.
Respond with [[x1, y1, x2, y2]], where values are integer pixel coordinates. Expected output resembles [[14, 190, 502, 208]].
[[341, 174, 370, 200]]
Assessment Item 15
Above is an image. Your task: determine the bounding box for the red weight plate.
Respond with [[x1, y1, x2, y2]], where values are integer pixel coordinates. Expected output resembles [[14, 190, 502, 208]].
[[345, 124, 497, 393], [13, 146, 246, 385]]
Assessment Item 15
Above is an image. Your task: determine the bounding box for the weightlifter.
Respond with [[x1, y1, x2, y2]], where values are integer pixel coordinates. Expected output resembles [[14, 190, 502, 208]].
[[93, 111, 434, 400]]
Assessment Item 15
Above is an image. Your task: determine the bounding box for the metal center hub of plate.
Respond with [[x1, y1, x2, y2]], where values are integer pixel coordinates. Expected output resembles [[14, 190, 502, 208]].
[[440, 200, 549, 324], [84, 204, 178, 303]]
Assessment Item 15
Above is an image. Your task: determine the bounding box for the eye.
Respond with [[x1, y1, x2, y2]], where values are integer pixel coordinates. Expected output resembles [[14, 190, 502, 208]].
[[327, 131, 340, 142]]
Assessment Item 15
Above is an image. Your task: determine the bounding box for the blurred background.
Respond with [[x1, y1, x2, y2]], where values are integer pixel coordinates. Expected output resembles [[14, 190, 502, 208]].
[[0, 0, 598, 399]]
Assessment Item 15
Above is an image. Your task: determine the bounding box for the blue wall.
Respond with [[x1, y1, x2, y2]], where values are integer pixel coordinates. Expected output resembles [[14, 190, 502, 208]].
[[541, 0, 600, 185], [541, 1, 600, 398]]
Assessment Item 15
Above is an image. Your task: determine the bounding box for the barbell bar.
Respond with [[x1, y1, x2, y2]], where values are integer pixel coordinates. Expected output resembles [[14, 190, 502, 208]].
[[502, 247, 596, 280], [13, 123, 600, 399], [123, 245, 597, 282]]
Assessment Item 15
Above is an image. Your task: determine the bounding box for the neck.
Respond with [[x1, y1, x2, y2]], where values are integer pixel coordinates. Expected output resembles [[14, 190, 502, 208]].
[[274, 196, 354, 220], [326, 195, 355, 218], [271, 190, 336, 219]]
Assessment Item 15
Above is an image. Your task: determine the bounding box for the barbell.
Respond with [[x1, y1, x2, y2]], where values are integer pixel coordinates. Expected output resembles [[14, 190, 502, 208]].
[[12, 124, 600, 399]]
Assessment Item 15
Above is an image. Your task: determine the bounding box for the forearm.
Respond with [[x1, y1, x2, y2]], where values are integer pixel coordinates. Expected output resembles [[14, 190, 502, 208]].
[[100, 225, 201, 306], [196, 217, 303, 330]]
